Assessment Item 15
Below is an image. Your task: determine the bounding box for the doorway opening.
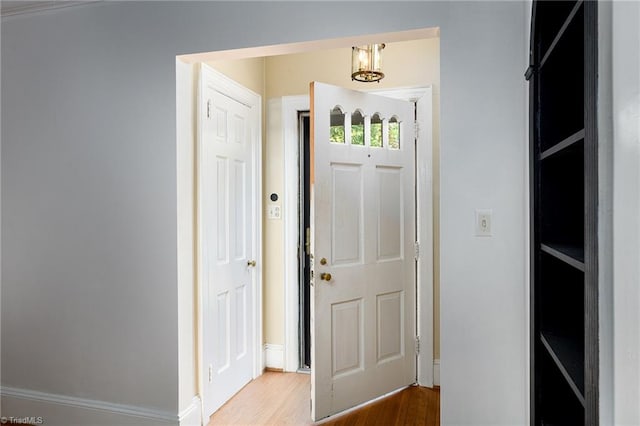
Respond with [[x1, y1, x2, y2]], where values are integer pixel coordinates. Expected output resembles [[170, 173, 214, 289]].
[[298, 111, 312, 371], [177, 27, 440, 423], [196, 64, 263, 418]]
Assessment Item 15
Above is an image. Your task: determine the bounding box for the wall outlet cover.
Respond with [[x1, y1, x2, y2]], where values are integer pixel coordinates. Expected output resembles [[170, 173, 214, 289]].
[[268, 204, 282, 220]]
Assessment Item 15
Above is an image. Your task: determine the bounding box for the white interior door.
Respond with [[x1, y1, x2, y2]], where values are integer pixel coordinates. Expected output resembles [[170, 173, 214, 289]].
[[310, 82, 417, 420], [199, 65, 257, 417]]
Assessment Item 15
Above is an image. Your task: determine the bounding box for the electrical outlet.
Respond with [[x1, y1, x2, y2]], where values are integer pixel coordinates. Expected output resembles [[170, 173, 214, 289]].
[[268, 204, 281, 220], [475, 209, 492, 236]]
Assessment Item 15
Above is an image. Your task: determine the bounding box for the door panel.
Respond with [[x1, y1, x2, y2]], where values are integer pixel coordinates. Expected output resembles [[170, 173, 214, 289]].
[[377, 166, 404, 260], [311, 82, 416, 420], [377, 290, 404, 362], [331, 163, 363, 265], [201, 71, 255, 417], [331, 298, 364, 377], [233, 161, 247, 260]]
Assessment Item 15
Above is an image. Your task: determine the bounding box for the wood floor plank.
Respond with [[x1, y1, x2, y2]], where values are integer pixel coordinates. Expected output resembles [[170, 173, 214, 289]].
[[208, 372, 439, 426]]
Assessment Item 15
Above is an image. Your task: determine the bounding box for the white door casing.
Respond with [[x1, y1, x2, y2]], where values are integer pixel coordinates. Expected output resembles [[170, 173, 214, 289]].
[[198, 64, 262, 418], [310, 82, 417, 420]]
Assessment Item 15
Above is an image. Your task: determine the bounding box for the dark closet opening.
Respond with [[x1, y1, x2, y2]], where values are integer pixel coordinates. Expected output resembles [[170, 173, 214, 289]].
[[299, 111, 311, 370]]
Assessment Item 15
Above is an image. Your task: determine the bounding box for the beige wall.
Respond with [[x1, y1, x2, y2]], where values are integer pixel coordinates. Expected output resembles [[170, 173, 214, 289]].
[[207, 56, 266, 96], [208, 38, 441, 359]]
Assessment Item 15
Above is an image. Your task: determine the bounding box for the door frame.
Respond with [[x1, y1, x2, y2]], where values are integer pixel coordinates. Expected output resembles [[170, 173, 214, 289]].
[[282, 87, 434, 386], [196, 64, 263, 414]]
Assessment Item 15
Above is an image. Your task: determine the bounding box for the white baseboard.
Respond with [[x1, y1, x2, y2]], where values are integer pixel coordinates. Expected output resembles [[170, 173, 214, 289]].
[[433, 359, 440, 386], [0, 386, 194, 426], [178, 396, 202, 426], [263, 343, 284, 370]]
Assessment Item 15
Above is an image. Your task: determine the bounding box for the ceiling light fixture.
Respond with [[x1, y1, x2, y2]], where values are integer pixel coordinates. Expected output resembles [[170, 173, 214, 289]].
[[351, 44, 385, 83]]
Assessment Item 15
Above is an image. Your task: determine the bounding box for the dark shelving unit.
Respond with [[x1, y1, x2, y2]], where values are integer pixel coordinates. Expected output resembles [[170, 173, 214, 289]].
[[528, 1, 598, 425]]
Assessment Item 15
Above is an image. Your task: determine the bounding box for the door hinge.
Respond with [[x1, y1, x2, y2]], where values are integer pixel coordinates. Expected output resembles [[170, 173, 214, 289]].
[[414, 120, 419, 140], [415, 336, 421, 355], [206, 99, 212, 119], [208, 364, 213, 383], [524, 64, 536, 81], [414, 241, 420, 261]]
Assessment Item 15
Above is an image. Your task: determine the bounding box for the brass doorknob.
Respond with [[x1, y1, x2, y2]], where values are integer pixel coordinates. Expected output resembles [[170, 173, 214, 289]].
[[247, 260, 257, 267], [320, 272, 332, 281]]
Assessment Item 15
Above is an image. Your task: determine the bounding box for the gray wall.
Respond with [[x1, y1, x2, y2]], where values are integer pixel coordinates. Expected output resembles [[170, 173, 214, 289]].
[[1, 2, 527, 424], [612, 1, 640, 424]]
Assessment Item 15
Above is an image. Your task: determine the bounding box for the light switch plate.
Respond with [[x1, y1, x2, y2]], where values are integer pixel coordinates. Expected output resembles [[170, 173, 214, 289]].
[[475, 209, 492, 236]]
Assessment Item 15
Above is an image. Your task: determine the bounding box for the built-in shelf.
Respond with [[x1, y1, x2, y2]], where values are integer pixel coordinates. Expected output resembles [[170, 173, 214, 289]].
[[540, 142, 584, 249], [540, 243, 585, 271], [531, 0, 597, 423], [538, 336, 586, 426], [540, 332, 585, 406], [538, 2, 585, 152], [540, 0, 584, 69], [535, 0, 580, 61], [541, 129, 585, 160]]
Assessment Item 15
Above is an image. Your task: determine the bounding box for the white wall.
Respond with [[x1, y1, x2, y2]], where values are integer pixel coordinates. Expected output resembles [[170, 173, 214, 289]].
[[1, 2, 527, 425], [1, 1, 180, 415], [438, 3, 527, 424], [612, 1, 640, 424]]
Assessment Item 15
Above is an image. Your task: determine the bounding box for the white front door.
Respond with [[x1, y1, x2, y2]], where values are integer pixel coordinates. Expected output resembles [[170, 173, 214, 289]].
[[310, 82, 417, 420], [199, 65, 258, 417]]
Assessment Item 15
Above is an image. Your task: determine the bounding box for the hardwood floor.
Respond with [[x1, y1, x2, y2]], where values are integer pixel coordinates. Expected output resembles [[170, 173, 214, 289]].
[[208, 372, 440, 426]]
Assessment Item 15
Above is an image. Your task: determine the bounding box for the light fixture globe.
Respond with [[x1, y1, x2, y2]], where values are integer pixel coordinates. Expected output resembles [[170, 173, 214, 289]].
[[351, 44, 385, 83]]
